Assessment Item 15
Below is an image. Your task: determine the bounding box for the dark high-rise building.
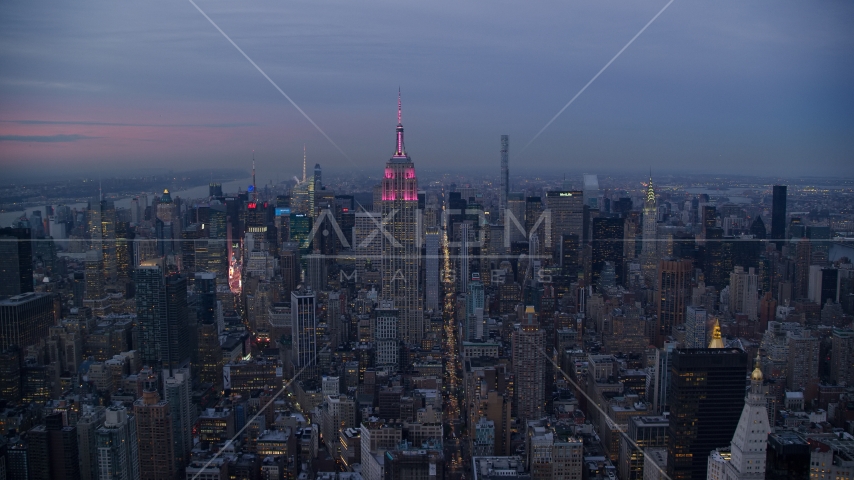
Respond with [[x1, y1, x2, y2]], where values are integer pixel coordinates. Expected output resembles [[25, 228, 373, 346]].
[[0, 292, 56, 351], [164, 273, 190, 368], [291, 288, 317, 382], [207, 204, 228, 285], [560, 234, 580, 277], [135, 262, 190, 369], [525, 196, 546, 255], [512, 306, 545, 423], [136, 263, 164, 367], [703, 227, 725, 289], [794, 238, 811, 300], [655, 259, 692, 347], [209, 182, 223, 197], [620, 415, 669, 480], [666, 348, 747, 480], [134, 389, 177, 480], [807, 225, 831, 265], [749, 216, 766, 240], [500, 135, 509, 222], [0, 346, 21, 404], [98, 199, 118, 283], [0, 227, 33, 297], [115, 220, 134, 282], [592, 216, 624, 288], [547, 191, 584, 260], [28, 413, 80, 480], [95, 406, 140, 480], [702, 206, 717, 233], [289, 212, 312, 253], [766, 431, 810, 480], [771, 185, 787, 250]]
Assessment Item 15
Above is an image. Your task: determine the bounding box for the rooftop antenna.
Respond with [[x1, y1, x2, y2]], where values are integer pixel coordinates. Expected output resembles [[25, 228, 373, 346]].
[[252, 150, 256, 202], [302, 145, 307, 184]]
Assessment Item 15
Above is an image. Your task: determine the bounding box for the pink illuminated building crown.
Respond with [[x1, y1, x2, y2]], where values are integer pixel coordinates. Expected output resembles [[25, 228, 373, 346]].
[[383, 90, 417, 202]]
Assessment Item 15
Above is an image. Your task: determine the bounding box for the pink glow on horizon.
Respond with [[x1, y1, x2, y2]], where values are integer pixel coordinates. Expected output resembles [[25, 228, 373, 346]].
[[0, 98, 314, 171]]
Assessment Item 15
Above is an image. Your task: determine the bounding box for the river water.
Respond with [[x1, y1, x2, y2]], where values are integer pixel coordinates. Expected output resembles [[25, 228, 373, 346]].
[[0, 177, 252, 227]]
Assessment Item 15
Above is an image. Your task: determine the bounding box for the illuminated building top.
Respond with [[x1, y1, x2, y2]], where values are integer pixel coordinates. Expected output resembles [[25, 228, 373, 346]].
[[383, 90, 417, 202]]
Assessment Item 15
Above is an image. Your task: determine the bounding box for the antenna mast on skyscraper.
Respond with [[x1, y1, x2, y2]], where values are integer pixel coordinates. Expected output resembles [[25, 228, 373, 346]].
[[252, 150, 257, 202], [302, 145, 307, 184]]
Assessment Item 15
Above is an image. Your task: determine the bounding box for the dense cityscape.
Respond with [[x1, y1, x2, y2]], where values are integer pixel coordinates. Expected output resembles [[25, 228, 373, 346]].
[[1, 101, 854, 480], [1, 0, 853, 477]]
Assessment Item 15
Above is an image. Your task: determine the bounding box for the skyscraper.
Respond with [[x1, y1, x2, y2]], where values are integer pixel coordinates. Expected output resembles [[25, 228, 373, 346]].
[[163, 368, 192, 473], [425, 226, 440, 311], [771, 185, 786, 251], [374, 300, 399, 373], [583, 174, 600, 210], [95, 406, 140, 480], [0, 292, 56, 351], [667, 348, 747, 480], [512, 306, 545, 423], [592, 216, 625, 289], [466, 279, 485, 341], [379, 92, 422, 344], [545, 191, 584, 260], [134, 389, 177, 480], [655, 259, 692, 347], [641, 175, 658, 285], [156, 189, 179, 255], [135, 261, 190, 369], [794, 238, 811, 299], [163, 273, 190, 368], [560, 233, 581, 278], [500, 135, 509, 222], [786, 332, 819, 399], [0, 227, 34, 297], [506, 192, 527, 244], [706, 356, 771, 480], [729, 266, 759, 321], [292, 287, 318, 382], [28, 413, 80, 480], [135, 263, 164, 368], [99, 199, 117, 283], [683, 306, 708, 349]]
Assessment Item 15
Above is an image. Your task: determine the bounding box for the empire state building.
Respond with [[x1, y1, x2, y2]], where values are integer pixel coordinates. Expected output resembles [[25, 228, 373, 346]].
[[380, 92, 422, 344]]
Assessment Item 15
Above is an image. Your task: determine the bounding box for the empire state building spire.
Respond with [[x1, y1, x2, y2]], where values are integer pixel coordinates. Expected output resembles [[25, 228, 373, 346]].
[[380, 90, 420, 344], [392, 88, 408, 160]]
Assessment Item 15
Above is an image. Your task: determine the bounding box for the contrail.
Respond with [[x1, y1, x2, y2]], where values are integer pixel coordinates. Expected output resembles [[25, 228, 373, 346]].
[[522, 0, 676, 152], [187, 0, 354, 164]]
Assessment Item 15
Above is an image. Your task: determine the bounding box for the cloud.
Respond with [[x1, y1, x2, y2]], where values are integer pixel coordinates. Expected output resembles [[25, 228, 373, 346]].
[[0, 134, 99, 142], [1, 120, 256, 128]]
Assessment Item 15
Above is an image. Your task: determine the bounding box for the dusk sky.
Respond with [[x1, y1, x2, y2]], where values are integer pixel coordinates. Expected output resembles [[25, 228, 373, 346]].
[[1, 0, 852, 182]]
